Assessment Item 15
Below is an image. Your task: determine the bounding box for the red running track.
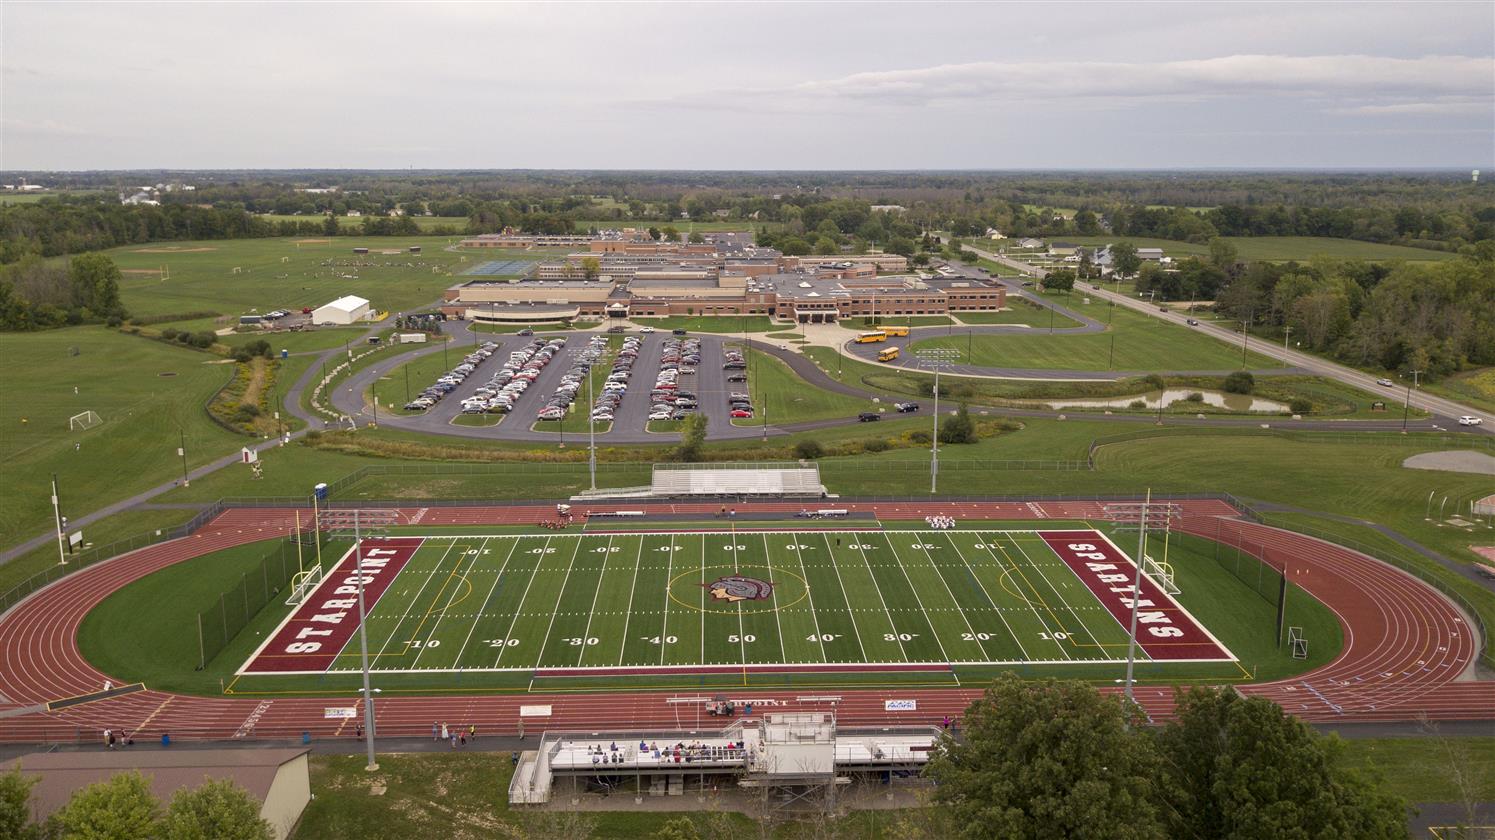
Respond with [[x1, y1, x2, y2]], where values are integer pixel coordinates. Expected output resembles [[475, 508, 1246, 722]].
[[0, 499, 1488, 746]]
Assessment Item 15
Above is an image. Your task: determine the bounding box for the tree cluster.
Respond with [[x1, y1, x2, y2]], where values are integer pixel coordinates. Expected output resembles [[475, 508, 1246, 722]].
[[924, 675, 1408, 840], [0, 252, 126, 330]]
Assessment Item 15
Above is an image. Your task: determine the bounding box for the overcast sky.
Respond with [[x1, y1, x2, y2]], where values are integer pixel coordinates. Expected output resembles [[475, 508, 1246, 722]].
[[2, 1, 1492, 170]]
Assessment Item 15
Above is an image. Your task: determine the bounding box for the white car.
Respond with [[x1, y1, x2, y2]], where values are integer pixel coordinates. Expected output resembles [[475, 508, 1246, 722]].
[[1458, 415, 1483, 426], [640, 326, 656, 333]]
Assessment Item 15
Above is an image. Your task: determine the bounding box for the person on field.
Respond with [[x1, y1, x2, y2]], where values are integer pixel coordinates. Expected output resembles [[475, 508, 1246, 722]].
[[432, 721, 439, 740], [441, 722, 449, 740]]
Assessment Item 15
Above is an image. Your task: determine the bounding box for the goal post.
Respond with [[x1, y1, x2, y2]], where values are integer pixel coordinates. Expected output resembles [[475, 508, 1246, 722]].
[[285, 564, 324, 606], [1142, 554, 1180, 595], [69, 410, 102, 431]]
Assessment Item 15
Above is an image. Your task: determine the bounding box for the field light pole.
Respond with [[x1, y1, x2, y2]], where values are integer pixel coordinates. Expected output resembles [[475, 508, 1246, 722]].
[[178, 428, 190, 487], [1123, 489, 1152, 709], [352, 510, 379, 771], [587, 354, 597, 491], [915, 349, 959, 494]]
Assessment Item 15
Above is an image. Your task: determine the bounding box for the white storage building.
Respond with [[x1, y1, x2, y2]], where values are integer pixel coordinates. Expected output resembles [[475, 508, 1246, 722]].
[[312, 295, 371, 325]]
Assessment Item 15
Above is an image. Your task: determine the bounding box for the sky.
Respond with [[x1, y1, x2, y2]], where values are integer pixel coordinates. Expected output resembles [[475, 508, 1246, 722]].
[[2, 1, 1492, 170]]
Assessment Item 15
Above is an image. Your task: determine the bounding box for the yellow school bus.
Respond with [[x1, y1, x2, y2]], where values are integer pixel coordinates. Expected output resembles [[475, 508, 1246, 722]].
[[877, 346, 900, 362], [880, 325, 910, 337], [855, 331, 887, 344]]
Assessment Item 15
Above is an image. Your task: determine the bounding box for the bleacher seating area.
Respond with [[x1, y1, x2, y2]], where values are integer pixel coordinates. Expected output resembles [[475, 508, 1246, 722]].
[[650, 462, 826, 498]]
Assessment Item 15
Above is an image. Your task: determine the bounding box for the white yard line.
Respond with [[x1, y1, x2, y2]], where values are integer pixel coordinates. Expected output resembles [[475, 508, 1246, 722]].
[[532, 537, 586, 669], [760, 533, 788, 665], [972, 533, 1072, 661], [492, 536, 551, 667], [574, 536, 614, 666], [818, 533, 869, 663], [910, 535, 992, 661], [852, 534, 908, 661], [370, 538, 461, 665], [616, 538, 646, 666], [941, 533, 1032, 661], [658, 533, 676, 666], [451, 537, 521, 667], [411, 537, 490, 669], [876, 532, 954, 662], [1003, 532, 1107, 656], [786, 535, 828, 662]]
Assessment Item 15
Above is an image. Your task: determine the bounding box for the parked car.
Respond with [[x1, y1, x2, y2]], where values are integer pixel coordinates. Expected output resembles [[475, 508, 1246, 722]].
[[518, 328, 534, 336], [1458, 415, 1483, 426], [858, 412, 881, 422], [730, 408, 754, 418], [640, 326, 656, 333], [672, 328, 687, 336]]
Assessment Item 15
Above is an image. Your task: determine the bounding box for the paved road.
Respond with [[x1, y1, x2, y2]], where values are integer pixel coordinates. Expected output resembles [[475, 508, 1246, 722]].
[[966, 244, 1494, 433]]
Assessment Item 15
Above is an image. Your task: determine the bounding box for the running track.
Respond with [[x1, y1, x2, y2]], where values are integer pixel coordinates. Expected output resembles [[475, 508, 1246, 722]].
[[0, 499, 1489, 745]]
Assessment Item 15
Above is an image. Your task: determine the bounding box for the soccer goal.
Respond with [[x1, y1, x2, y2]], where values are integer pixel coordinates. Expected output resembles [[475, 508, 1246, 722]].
[[1142, 554, 1180, 595], [285, 564, 324, 606], [69, 410, 102, 431]]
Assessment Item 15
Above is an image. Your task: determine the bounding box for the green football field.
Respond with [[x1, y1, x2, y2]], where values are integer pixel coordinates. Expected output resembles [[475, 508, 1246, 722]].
[[241, 527, 1237, 682]]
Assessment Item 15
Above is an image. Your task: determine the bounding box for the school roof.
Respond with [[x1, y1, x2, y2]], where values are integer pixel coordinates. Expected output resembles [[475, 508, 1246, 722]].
[[6, 748, 310, 822]]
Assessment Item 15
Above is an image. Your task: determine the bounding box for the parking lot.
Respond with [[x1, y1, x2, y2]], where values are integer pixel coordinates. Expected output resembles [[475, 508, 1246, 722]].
[[332, 325, 771, 442]]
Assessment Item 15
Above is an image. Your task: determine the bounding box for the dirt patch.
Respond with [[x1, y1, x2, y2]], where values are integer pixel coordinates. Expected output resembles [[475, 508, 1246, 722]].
[[1471, 546, 1495, 563], [1401, 450, 1495, 476], [121, 268, 163, 275], [132, 246, 218, 253]]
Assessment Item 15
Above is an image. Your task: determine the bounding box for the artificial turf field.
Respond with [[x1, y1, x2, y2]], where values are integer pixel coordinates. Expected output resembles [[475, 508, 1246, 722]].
[[239, 526, 1239, 687]]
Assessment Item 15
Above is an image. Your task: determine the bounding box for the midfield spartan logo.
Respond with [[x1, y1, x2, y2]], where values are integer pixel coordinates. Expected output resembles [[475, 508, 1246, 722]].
[[704, 575, 774, 603]]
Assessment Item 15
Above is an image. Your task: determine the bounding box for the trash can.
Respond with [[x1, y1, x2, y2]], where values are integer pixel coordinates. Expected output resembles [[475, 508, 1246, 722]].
[[302, 731, 311, 745], [281, 349, 289, 359], [161, 733, 170, 748]]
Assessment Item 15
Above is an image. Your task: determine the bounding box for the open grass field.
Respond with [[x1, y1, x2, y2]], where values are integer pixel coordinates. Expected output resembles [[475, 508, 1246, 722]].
[[956, 300, 1084, 328], [0, 327, 246, 553], [254, 214, 468, 231], [105, 237, 468, 322], [222, 326, 369, 355], [732, 347, 874, 426], [911, 303, 1280, 371], [837, 316, 956, 330], [1047, 236, 1457, 262], [72, 519, 1335, 697]]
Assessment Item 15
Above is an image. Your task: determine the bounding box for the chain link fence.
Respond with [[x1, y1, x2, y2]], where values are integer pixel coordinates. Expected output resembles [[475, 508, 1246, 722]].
[[195, 530, 336, 670]]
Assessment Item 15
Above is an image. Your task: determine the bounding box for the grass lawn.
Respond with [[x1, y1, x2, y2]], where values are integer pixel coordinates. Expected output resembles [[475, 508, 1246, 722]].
[[371, 343, 462, 415], [0, 326, 248, 553], [633, 315, 780, 333], [1338, 737, 1495, 803], [911, 304, 1280, 371], [956, 300, 1083, 328], [836, 315, 957, 330], [732, 347, 874, 426], [1047, 236, 1457, 263], [107, 237, 467, 321]]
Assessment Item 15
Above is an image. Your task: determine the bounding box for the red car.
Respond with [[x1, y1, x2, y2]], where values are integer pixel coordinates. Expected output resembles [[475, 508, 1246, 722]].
[[730, 409, 754, 418]]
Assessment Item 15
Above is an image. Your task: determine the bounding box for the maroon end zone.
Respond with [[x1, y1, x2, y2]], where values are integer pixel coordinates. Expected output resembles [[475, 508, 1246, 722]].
[[1039, 531, 1231, 661], [240, 537, 423, 674]]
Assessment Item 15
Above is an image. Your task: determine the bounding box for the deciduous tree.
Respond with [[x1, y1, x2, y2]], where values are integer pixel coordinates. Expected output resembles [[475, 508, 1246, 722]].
[[162, 778, 272, 840]]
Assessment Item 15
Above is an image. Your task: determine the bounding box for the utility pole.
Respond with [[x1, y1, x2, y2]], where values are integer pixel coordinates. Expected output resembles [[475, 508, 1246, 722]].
[[1282, 324, 1293, 350], [1401, 369, 1422, 433], [1239, 310, 1253, 369]]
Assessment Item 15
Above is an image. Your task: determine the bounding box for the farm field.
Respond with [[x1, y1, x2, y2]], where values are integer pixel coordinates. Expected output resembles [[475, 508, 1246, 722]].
[[911, 303, 1280, 371], [106, 237, 468, 322], [255, 214, 469, 231], [1042, 236, 1457, 262]]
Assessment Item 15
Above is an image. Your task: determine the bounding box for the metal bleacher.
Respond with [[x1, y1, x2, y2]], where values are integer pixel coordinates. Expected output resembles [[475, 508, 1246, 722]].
[[648, 462, 826, 498]]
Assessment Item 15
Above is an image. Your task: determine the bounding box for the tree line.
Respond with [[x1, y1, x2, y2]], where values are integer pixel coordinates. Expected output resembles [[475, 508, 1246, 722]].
[[920, 675, 1410, 840]]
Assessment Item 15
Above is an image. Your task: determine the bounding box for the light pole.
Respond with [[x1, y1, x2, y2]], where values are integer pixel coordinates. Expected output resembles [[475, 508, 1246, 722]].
[[1401, 369, 1422, 433], [319, 507, 400, 772], [1123, 489, 1151, 708], [178, 428, 190, 487], [51, 474, 67, 566], [914, 348, 959, 494], [587, 350, 597, 491]]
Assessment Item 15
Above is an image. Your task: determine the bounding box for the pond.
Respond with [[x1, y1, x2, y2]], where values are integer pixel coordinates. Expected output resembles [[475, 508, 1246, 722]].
[[1032, 388, 1291, 413]]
